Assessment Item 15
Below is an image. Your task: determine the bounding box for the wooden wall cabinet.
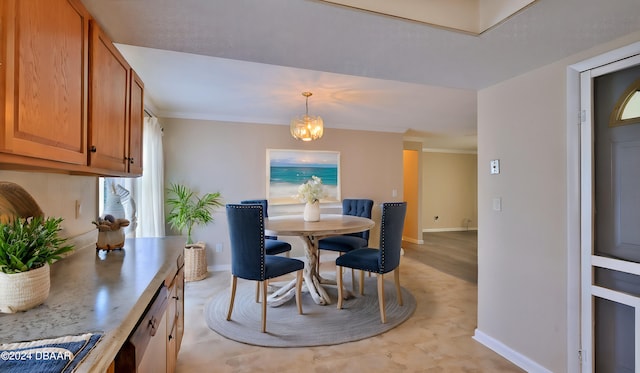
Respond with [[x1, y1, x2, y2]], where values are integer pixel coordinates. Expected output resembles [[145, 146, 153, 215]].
[[128, 71, 144, 176], [0, 1, 143, 176], [1, 0, 89, 165], [89, 20, 130, 174]]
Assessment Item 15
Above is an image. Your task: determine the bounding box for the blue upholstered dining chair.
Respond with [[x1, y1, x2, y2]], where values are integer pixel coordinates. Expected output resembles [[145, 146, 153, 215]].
[[226, 204, 304, 333], [240, 199, 291, 256], [335, 202, 407, 323], [318, 199, 373, 287]]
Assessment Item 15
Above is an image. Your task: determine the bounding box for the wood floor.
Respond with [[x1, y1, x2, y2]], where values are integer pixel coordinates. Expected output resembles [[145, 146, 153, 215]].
[[403, 230, 478, 283], [176, 230, 524, 372]]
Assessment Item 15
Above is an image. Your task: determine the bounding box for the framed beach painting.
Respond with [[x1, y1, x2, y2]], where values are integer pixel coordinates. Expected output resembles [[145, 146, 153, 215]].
[[267, 149, 340, 205]]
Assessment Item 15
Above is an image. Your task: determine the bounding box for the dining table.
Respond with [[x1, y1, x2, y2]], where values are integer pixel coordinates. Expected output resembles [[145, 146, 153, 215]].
[[265, 213, 375, 306]]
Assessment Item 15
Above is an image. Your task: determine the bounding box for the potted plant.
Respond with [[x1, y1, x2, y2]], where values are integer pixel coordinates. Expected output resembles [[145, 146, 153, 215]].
[[166, 183, 223, 282], [0, 216, 74, 313]]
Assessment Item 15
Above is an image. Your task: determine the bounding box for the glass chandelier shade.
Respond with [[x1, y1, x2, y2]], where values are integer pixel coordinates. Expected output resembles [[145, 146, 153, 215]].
[[290, 92, 324, 141]]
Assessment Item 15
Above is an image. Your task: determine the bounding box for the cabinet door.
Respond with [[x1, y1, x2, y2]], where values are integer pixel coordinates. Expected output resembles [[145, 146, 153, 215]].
[[88, 21, 129, 172], [128, 70, 144, 175], [2, 0, 89, 164], [176, 266, 184, 352], [138, 311, 167, 373]]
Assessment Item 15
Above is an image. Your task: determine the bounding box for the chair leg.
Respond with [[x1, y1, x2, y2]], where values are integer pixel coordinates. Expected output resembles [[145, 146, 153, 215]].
[[359, 270, 365, 295], [377, 273, 386, 323], [351, 268, 356, 292], [295, 270, 303, 314], [336, 265, 344, 310], [255, 282, 260, 303], [394, 268, 403, 306], [260, 280, 268, 333], [226, 275, 237, 321]]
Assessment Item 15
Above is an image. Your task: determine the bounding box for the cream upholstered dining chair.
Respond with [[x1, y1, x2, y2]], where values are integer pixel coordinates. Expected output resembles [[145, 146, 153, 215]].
[[335, 202, 407, 323], [225, 204, 304, 333]]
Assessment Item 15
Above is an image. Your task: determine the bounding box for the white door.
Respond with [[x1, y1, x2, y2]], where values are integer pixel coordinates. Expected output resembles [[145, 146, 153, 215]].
[[581, 55, 640, 372]]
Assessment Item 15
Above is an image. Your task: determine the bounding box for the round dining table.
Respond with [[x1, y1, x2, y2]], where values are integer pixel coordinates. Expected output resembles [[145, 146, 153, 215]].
[[265, 214, 375, 306]]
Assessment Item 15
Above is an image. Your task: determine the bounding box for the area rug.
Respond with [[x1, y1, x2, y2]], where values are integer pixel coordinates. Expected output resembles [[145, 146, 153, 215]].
[[205, 274, 416, 347], [0, 332, 102, 373]]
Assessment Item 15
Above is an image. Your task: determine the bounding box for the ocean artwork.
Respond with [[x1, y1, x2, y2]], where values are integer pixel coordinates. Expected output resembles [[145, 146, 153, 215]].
[[267, 149, 340, 204]]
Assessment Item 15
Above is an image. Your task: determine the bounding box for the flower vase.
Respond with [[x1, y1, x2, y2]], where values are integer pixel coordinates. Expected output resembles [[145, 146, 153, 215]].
[[303, 201, 320, 222]]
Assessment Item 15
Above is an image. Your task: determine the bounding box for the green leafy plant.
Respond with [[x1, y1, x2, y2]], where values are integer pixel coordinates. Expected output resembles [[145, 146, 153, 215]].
[[166, 183, 223, 245], [0, 217, 74, 274]]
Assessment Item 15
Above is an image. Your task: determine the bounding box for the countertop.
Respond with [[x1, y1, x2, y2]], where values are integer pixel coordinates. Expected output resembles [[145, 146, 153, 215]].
[[0, 236, 185, 372]]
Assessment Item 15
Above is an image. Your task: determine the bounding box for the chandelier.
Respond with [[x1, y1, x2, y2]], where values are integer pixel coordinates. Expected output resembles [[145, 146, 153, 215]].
[[290, 92, 324, 141]]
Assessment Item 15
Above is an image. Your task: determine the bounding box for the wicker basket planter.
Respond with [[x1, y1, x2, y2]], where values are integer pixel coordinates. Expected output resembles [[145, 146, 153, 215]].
[[0, 263, 50, 313], [184, 242, 207, 282]]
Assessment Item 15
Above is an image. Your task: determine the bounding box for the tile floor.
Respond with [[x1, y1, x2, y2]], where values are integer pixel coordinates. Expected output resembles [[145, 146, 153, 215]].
[[176, 244, 524, 372]]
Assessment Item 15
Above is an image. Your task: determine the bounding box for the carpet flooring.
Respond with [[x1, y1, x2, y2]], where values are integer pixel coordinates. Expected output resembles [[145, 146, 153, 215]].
[[206, 273, 416, 347]]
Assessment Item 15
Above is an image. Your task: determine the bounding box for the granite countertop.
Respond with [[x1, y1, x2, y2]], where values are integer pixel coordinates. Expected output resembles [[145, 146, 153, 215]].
[[0, 236, 185, 372]]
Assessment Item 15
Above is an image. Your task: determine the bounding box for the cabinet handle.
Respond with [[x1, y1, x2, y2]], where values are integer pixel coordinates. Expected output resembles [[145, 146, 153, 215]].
[[149, 317, 158, 336], [172, 296, 179, 300], [90, 146, 97, 153], [129, 157, 134, 164]]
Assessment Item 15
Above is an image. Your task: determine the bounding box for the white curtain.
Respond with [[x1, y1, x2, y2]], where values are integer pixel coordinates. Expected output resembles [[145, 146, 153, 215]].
[[135, 116, 165, 237]]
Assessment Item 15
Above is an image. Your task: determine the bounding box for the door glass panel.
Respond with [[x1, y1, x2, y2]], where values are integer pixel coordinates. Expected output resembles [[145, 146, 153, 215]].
[[594, 267, 640, 297], [621, 91, 640, 120], [594, 297, 635, 373]]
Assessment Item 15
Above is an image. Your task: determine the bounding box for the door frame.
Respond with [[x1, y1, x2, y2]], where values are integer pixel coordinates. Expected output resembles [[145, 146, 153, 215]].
[[568, 41, 640, 373]]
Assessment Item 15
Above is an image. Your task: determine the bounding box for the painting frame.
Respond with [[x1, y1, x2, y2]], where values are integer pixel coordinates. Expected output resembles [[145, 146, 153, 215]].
[[266, 149, 341, 205]]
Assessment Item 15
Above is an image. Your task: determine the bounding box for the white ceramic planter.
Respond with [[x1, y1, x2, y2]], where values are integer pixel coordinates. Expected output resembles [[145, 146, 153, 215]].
[[0, 263, 50, 313]]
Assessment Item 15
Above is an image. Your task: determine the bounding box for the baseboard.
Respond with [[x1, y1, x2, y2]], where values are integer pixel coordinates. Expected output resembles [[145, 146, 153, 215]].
[[473, 329, 552, 373], [210, 264, 230, 272], [402, 236, 424, 244], [423, 227, 478, 233]]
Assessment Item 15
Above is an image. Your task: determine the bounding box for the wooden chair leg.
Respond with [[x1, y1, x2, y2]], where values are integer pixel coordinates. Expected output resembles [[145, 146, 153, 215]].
[[351, 268, 356, 292], [295, 270, 303, 314], [377, 274, 386, 323], [359, 270, 365, 295], [260, 280, 267, 333], [226, 275, 237, 321], [336, 265, 344, 309], [255, 282, 260, 303], [394, 268, 403, 306]]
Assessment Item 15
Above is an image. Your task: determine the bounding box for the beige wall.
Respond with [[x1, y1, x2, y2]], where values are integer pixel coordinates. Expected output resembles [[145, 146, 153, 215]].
[[477, 31, 640, 372], [0, 171, 98, 238], [422, 152, 477, 231], [162, 118, 404, 268]]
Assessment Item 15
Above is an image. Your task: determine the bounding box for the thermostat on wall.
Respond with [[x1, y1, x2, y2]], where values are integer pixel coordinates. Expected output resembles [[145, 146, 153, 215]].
[[490, 159, 500, 174]]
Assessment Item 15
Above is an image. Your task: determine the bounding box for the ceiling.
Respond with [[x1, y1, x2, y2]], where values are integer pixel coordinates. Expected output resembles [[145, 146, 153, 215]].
[[80, 0, 640, 151]]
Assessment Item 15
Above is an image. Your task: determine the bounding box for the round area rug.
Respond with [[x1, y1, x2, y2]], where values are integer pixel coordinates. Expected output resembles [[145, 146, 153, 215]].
[[205, 273, 416, 347]]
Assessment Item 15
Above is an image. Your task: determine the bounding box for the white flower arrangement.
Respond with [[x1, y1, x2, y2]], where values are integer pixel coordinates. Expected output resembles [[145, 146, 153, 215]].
[[296, 175, 326, 204]]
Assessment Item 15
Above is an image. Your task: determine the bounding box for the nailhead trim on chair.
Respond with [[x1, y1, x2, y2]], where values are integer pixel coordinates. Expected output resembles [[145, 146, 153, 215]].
[[380, 202, 405, 274], [232, 204, 267, 281]]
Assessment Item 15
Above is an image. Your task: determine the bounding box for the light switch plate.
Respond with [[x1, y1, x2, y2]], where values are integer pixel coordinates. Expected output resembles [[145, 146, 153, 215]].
[[493, 197, 502, 211], [490, 159, 500, 174]]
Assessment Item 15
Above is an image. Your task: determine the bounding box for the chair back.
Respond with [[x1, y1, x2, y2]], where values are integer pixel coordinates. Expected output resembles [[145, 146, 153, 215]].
[[342, 199, 374, 243], [226, 204, 266, 281], [240, 199, 269, 217], [378, 202, 407, 273], [240, 199, 278, 240]]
